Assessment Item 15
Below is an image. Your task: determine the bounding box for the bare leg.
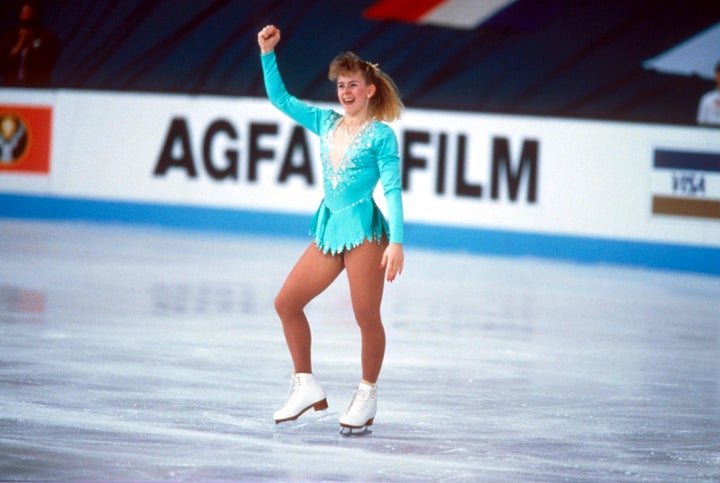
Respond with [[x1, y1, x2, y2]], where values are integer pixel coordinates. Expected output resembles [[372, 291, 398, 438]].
[[274, 243, 344, 374], [344, 238, 388, 383]]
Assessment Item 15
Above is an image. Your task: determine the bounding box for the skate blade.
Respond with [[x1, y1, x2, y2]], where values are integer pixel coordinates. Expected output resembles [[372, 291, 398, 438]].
[[339, 426, 372, 437]]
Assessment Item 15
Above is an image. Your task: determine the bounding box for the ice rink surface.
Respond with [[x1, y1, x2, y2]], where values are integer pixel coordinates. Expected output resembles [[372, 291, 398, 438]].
[[1, 220, 719, 482]]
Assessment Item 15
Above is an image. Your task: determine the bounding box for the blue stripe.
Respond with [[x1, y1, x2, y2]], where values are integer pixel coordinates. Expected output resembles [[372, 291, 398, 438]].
[[1, 193, 719, 276], [405, 224, 720, 275], [654, 149, 720, 172], [0, 193, 310, 238]]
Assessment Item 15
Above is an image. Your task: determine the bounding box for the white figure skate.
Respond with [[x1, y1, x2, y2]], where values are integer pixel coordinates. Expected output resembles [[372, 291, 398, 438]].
[[273, 373, 328, 424], [339, 381, 376, 436]]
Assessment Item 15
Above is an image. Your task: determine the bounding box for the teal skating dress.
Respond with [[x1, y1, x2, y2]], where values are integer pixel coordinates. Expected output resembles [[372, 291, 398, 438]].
[[261, 51, 404, 254]]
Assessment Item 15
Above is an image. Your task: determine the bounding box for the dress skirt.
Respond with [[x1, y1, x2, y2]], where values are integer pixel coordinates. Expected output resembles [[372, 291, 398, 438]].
[[309, 197, 389, 255]]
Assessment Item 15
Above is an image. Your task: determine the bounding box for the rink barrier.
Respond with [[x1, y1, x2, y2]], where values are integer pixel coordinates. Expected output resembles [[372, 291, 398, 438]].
[[2, 193, 718, 276]]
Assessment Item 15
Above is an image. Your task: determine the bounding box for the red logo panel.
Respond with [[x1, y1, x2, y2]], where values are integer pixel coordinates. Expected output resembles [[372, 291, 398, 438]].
[[0, 105, 52, 174]]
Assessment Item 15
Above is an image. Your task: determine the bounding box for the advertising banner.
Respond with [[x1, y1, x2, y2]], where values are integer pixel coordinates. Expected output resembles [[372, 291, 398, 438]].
[[1, 89, 719, 258]]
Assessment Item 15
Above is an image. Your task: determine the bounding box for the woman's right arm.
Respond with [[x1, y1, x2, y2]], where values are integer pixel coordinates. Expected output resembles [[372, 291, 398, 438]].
[[258, 25, 324, 135]]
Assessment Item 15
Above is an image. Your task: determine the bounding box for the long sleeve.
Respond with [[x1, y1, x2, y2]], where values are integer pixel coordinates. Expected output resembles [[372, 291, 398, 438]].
[[260, 51, 325, 135], [375, 125, 404, 244]]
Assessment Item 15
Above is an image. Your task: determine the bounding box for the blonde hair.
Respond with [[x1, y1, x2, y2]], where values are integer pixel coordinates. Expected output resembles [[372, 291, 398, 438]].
[[328, 51, 403, 122]]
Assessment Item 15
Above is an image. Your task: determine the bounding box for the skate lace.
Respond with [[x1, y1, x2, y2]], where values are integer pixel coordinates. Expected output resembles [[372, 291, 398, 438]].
[[285, 376, 302, 403], [346, 388, 371, 415]]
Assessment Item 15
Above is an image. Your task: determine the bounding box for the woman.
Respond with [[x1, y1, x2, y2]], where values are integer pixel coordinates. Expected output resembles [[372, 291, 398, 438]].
[[257, 24, 404, 432]]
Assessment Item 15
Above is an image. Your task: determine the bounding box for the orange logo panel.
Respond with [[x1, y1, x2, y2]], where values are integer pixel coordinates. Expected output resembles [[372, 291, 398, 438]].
[[0, 105, 52, 174]]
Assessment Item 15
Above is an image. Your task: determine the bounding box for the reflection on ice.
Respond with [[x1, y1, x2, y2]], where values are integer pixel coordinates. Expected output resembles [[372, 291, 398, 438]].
[[1, 220, 719, 481], [0, 284, 45, 323], [150, 282, 260, 316]]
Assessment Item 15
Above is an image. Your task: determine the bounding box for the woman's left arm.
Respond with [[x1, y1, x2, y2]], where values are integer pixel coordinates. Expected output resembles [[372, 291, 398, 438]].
[[375, 125, 404, 282]]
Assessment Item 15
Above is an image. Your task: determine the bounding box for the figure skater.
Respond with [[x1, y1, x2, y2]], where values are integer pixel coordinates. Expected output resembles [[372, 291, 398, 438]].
[[257, 24, 404, 433]]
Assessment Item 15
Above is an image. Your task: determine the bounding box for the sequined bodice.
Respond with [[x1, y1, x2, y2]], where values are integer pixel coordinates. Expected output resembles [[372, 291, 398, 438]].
[[320, 114, 384, 211]]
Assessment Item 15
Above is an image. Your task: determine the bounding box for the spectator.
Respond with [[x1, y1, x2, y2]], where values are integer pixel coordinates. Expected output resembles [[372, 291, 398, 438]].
[[0, 1, 60, 87], [697, 61, 720, 126]]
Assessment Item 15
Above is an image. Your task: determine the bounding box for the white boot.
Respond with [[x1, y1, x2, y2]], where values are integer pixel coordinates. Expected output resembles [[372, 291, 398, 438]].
[[273, 373, 328, 424], [339, 381, 377, 429]]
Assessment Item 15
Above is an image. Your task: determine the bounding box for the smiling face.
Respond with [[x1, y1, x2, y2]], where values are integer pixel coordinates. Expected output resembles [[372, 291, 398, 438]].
[[336, 72, 376, 118]]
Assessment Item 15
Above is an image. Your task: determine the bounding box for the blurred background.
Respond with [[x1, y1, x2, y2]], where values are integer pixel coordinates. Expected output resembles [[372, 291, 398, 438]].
[[1, 0, 719, 124]]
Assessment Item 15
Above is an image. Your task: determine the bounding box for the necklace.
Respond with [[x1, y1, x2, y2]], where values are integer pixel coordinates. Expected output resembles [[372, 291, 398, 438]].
[[339, 116, 368, 137], [330, 117, 369, 171]]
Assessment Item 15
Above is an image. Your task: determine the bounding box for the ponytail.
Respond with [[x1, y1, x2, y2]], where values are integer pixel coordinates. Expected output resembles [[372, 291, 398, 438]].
[[329, 52, 404, 122]]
